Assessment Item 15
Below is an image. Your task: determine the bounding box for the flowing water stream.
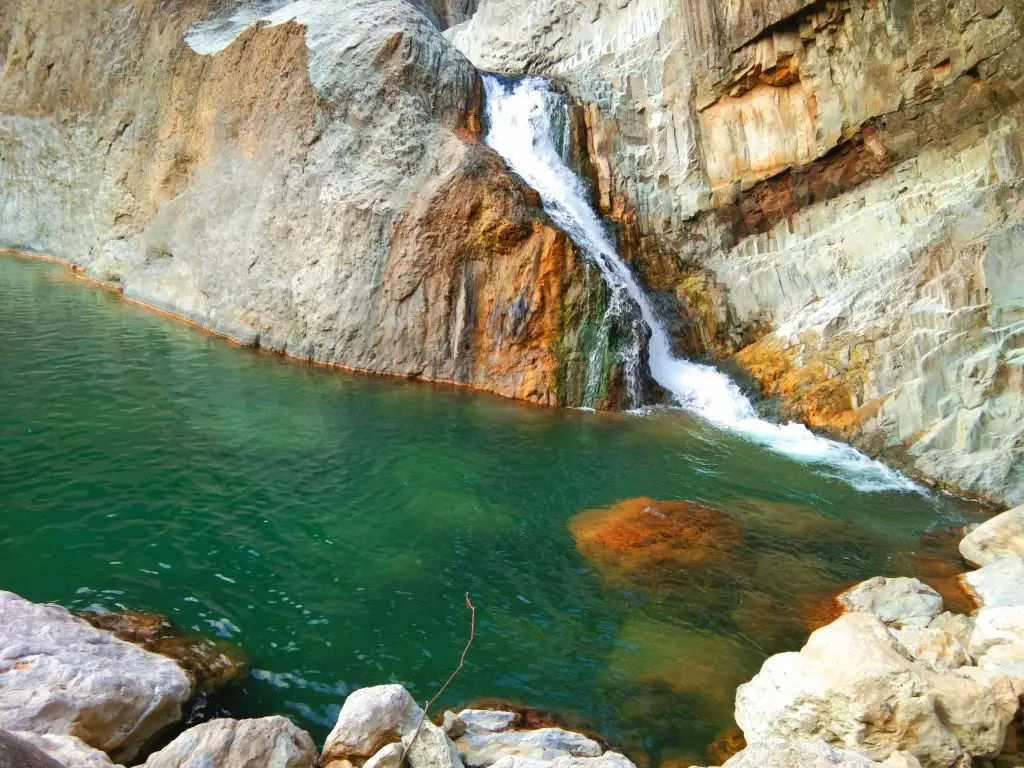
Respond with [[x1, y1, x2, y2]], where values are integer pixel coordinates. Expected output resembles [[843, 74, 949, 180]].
[[482, 75, 917, 494], [0, 254, 985, 765]]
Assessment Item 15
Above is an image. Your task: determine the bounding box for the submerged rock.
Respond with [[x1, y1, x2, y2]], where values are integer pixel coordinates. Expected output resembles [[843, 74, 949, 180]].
[[143, 716, 317, 768], [0, 731, 115, 768], [960, 506, 1024, 567], [837, 577, 943, 628], [568, 498, 740, 576], [78, 608, 249, 694], [735, 613, 1018, 766], [0, 591, 193, 763]]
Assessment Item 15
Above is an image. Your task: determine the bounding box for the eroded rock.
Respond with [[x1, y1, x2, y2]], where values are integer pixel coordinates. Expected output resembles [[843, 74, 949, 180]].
[[322, 684, 423, 765], [837, 577, 943, 628], [143, 716, 317, 768], [960, 506, 1024, 567], [0, 591, 193, 763]]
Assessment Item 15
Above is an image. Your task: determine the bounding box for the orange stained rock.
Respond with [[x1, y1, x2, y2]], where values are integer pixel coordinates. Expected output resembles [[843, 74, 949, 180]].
[[569, 497, 741, 575], [797, 589, 848, 634], [707, 728, 746, 765]]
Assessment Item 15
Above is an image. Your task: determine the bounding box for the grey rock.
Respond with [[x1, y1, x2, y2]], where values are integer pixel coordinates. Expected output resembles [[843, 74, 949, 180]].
[[365, 742, 408, 768], [456, 728, 603, 768], [0, 590, 193, 763], [443, 711, 468, 739], [837, 577, 943, 628], [143, 716, 317, 768], [0, 731, 115, 768], [405, 720, 465, 768], [457, 709, 519, 733], [960, 506, 1024, 567]]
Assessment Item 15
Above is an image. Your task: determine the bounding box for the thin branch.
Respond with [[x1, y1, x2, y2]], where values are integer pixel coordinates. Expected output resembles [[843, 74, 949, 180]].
[[401, 593, 476, 763]]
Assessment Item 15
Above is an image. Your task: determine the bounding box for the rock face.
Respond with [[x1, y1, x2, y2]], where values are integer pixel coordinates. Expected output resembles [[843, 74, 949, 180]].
[[0, 591, 193, 763], [0, 0, 628, 408], [447, 0, 1024, 504], [734, 612, 1019, 766], [143, 716, 318, 768], [960, 505, 1024, 567]]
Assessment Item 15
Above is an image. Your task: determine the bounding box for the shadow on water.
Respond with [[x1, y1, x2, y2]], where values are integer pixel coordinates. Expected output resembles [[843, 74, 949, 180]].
[[0, 255, 988, 765]]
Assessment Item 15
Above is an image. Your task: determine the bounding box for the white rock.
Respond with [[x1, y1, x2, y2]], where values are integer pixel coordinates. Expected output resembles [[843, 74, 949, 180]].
[[837, 577, 943, 628], [489, 752, 636, 768], [735, 613, 1019, 766], [0, 590, 193, 763], [405, 720, 465, 768], [322, 685, 423, 764], [458, 709, 519, 733], [960, 557, 1024, 609], [880, 751, 923, 768], [456, 727, 602, 768], [969, 606, 1024, 657], [960, 505, 1024, 567], [890, 625, 970, 672], [365, 742, 408, 768], [926, 612, 975, 651], [144, 716, 317, 767], [443, 712, 468, 739], [976, 643, 1024, 680], [720, 739, 876, 767], [0, 731, 115, 767]]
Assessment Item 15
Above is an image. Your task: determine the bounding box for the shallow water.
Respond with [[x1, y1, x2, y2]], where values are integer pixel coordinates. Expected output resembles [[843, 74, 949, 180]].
[[0, 255, 985, 765]]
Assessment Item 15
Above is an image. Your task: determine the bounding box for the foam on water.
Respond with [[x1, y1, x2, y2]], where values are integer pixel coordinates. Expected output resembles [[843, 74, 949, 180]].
[[482, 75, 920, 493]]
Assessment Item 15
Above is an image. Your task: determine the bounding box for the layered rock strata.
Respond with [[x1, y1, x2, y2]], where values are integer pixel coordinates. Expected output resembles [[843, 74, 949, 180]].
[[447, 0, 1024, 503], [0, 0, 628, 408]]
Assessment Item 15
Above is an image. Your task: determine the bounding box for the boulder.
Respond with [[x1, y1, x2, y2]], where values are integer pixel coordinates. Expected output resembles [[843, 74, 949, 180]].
[[487, 753, 636, 768], [457, 710, 519, 733], [322, 685, 423, 765], [976, 643, 1024, 679], [879, 753, 923, 768], [719, 739, 876, 767], [969, 606, 1024, 658], [456, 726, 603, 768], [925, 612, 975, 651], [0, 731, 115, 768], [143, 717, 317, 768], [837, 577, 943, 628], [960, 505, 1024, 567], [365, 742, 408, 768], [0, 591, 193, 763], [889, 625, 970, 672], [960, 557, 1024, 609], [405, 720, 465, 768], [735, 613, 1019, 766]]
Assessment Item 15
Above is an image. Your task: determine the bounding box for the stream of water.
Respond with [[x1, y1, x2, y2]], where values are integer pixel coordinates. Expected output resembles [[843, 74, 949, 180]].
[[482, 75, 918, 494], [0, 254, 984, 765]]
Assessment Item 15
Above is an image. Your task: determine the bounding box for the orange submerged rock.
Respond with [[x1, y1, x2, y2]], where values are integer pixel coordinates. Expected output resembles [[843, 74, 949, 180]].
[[569, 497, 741, 575]]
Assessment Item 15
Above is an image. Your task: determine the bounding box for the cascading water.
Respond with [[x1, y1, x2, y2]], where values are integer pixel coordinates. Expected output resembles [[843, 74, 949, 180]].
[[483, 74, 920, 493]]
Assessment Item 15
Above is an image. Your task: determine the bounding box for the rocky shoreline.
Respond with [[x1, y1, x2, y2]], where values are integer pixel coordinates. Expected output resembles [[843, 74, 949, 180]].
[[1, 503, 1021, 768]]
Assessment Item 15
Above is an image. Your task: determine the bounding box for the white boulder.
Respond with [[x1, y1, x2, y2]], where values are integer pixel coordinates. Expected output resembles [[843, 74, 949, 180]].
[[959, 505, 1024, 567], [0, 731, 115, 767], [456, 727, 602, 768], [890, 625, 970, 672], [969, 606, 1024, 658], [322, 685, 423, 765], [0, 590, 193, 763], [143, 716, 317, 767], [720, 739, 877, 767], [457, 710, 519, 733], [488, 752, 636, 768], [960, 557, 1024, 609], [837, 577, 943, 628], [405, 720, 465, 768], [735, 613, 1019, 766]]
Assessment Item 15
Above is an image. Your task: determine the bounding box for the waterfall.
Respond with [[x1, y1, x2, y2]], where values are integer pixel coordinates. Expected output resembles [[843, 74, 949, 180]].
[[483, 75, 920, 493]]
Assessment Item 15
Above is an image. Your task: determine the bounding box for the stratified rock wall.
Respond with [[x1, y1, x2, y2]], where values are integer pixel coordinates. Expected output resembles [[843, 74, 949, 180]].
[[0, 0, 613, 406], [448, 0, 1024, 503]]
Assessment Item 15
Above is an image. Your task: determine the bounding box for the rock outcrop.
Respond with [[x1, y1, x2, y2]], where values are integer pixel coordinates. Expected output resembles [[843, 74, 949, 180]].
[[143, 716, 318, 768], [0, 0, 628, 408], [0, 591, 193, 763], [447, 0, 1024, 503]]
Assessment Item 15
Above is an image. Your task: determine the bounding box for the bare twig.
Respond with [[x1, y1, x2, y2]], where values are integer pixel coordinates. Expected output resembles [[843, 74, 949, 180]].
[[400, 594, 476, 763]]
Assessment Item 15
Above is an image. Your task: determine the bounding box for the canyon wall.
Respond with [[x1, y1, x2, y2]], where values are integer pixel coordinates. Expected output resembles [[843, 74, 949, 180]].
[[449, 0, 1024, 504], [0, 0, 625, 407]]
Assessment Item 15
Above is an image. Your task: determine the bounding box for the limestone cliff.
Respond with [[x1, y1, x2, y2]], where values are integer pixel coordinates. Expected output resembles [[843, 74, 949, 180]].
[[0, 0, 624, 407], [449, 0, 1024, 504]]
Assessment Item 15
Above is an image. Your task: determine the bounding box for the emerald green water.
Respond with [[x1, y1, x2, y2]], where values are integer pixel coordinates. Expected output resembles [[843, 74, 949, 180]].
[[0, 255, 984, 765]]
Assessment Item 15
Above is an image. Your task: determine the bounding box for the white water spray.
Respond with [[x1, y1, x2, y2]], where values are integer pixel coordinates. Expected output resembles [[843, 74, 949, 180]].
[[483, 75, 919, 493]]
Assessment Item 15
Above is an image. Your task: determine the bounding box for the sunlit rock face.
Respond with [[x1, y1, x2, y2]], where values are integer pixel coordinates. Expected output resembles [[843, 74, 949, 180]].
[[0, 0, 625, 408], [447, 0, 1024, 504]]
